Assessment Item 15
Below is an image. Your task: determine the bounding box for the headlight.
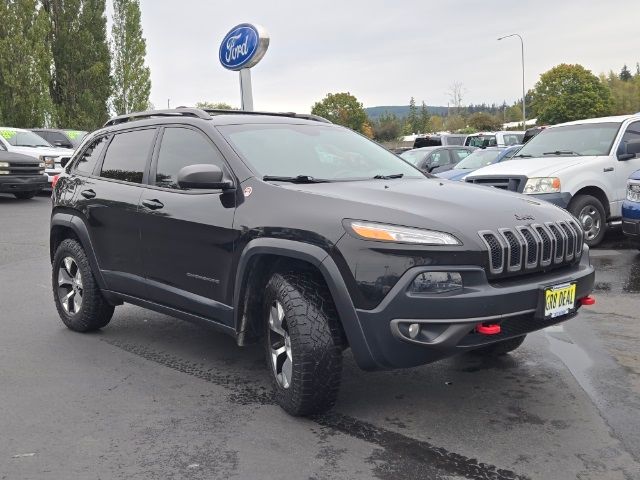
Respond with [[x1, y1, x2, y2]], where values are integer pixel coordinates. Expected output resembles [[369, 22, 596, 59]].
[[39, 155, 57, 168], [628, 181, 640, 202], [0, 161, 9, 168], [39, 162, 45, 168], [523, 177, 561, 194], [347, 221, 461, 245]]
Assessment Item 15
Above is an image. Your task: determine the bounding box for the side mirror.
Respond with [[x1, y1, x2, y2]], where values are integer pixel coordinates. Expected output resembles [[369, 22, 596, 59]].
[[177, 164, 233, 190], [60, 157, 71, 168], [618, 139, 640, 160]]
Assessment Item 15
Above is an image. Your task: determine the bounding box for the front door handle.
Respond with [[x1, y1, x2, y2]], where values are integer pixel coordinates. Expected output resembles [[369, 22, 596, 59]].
[[603, 167, 614, 172], [142, 198, 164, 210], [81, 189, 96, 199]]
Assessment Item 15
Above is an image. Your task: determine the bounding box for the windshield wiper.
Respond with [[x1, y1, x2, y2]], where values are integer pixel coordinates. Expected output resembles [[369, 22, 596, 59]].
[[513, 154, 533, 158], [262, 175, 329, 183], [543, 150, 580, 156], [372, 173, 404, 179]]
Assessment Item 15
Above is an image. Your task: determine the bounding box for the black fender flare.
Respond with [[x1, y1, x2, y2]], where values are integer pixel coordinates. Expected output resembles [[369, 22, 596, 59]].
[[233, 238, 377, 370], [50, 211, 107, 290]]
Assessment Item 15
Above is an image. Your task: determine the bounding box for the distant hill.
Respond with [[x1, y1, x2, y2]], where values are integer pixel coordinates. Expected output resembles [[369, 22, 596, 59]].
[[365, 105, 449, 120]]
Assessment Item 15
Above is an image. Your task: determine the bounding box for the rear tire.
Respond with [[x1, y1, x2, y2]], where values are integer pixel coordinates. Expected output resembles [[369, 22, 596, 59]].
[[14, 191, 37, 200], [569, 194, 606, 247], [52, 238, 114, 332], [472, 335, 526, 356], [263, 272, 343, 416]]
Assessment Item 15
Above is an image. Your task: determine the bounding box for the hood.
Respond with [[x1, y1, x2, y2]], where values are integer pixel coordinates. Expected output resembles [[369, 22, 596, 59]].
[[436, 169, 472, 181], [8, 145, 74, 159], [629, 170, 640, 181], [466, 156, 597, 179], [276, 178, 572, 246], [0, 150, 41, 163]]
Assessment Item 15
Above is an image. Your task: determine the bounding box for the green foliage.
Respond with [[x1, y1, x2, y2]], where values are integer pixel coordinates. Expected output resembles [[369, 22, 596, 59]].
[[467, 112, 501, 131], [111, 0, 151, 115], [311, 92, 367, 132], [444, 114, 466, 132], [603, 71, 640, 115], [0, 0, 55, 127], [531, 64, 612, 124], [419, 101, 430, 133], [195, 101, 236, 110], [45, 0, 112, 130], [406, 97, 419, 134], [371, 111, 402, 142], [620, 64, 632, 81]]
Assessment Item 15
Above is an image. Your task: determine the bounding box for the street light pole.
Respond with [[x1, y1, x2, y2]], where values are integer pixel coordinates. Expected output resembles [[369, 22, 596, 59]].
[[498, 33, 526, 128]]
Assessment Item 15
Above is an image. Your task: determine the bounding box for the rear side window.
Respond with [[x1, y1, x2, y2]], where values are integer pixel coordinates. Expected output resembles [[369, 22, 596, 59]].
[[452, 149, 471, 160], [100, 129, 155, 184], [154, 127, 225, 189], [75, 136, 109, 174]]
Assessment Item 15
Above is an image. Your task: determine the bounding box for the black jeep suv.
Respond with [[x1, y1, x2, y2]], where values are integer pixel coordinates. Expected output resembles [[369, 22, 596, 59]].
[[50, 108, 595, 415]]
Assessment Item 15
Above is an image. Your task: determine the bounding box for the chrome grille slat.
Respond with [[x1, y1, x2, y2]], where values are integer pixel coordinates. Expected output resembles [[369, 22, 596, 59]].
[[479, 221, 581, 276]]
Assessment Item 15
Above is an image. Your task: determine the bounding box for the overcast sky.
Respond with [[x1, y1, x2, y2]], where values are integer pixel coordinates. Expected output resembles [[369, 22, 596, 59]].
[[131, 0, 640, 113]]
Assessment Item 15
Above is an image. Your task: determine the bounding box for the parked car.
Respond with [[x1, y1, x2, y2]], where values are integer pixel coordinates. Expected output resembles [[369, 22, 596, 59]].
[[400, 146, 476, 173], [51, 107, 595, 416], [413, 133, 467, 148], [522, 126, 547, 144], [0, 145, 48, 199], [435, 145, 521, 181], [465, 131, 524, 148], [465, 114, 640, 246], [622, 170, 640, 249], [0, 127, 74, 188], [31, 128, 88, 149]]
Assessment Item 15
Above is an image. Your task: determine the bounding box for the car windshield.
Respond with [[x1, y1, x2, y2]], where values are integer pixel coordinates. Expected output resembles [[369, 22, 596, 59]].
[[400, 149, 430, 165], [218, 124, 424, 180], [515, 122, 621, 158], [1, 129, 52, 148], [66, 130, 88, 147], [453, 149, 503, 169], [466, 135, 496, 148]]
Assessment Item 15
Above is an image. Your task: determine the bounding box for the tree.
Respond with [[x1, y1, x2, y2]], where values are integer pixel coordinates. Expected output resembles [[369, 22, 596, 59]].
[[448, 81, 464, 113], [372, 112, 402, 142], [195, 101, 235, 110], [468, 112, 502, 131], [311, 92, 367, 132], [620, 64, 632, 82], [603, 71, 640, 115], [0, 0, 54, 127], [444, 114, 466, 132], [44, 0, 112, 130], [111, 0, 151, 115], [406, 97, 419, 134], [531, 64, 612, 124], [419, 101, 431, 133]]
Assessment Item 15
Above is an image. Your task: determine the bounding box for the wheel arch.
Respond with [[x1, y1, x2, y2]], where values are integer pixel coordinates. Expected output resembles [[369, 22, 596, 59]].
[[571, 186, 611, 219]]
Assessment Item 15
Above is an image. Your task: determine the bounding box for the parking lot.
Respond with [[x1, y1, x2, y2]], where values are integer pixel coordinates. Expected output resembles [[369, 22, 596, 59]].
[[1, 194, 640, 480]]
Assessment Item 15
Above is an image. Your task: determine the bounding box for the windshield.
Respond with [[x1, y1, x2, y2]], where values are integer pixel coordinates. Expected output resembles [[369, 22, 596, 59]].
[[66, 130, 88, 147], [453, 149, 503, 169], [400, 149, 430, 165], [466, 135, 496, 148], [0, 129, 52, 148], [218, 124, 423, 180], [515, 122, 621, 158]]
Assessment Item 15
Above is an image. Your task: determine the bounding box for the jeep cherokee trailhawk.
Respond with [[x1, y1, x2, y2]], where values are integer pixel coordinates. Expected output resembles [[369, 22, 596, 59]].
[[50, 108, 595, 415]]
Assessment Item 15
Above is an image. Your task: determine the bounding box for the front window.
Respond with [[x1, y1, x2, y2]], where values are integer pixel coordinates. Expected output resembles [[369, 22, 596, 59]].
[[218, 124, 423, 180], [515, 122, 621, 158], [453, 149, 503, 169], [466, 135, 497, 148], [400, 149, 429, 166], [0, 130, 52, 148]]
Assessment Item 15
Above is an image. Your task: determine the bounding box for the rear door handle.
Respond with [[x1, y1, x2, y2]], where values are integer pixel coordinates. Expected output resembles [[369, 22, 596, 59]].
[[603, 167, 614, 172], [142, 198, 164, 210], [81, 189, 96, 199]]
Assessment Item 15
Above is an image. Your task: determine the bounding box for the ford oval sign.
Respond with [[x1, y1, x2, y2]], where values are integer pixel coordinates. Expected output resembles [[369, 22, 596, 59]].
[[219, 23, 269, 71]]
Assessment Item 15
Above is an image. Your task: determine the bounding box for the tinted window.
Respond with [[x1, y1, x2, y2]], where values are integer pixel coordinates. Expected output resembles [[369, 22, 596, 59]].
[[155, 128, 225, 189], [452, 149, 471, 160], [75, 136, 109, 174], [502, 134, 523, 146], [49, 131, 73, 148], [620, 121, 640, 158], [466, 135, 497, 148], [428, 150, 450, 167], [100, 129, 155, 183]]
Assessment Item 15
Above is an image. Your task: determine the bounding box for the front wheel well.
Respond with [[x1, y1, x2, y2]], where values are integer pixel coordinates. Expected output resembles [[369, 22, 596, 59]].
[[236, 255, 346, 347], [50, 225, 80, 263], [570, 187, 610, 219]]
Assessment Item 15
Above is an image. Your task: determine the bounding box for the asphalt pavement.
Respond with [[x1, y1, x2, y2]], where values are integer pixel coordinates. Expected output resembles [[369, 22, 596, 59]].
[[1, 194, 639, 480]]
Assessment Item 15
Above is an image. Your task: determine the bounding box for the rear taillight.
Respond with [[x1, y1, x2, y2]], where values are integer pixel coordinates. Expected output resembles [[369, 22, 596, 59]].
[[51, 175, 60, 188]]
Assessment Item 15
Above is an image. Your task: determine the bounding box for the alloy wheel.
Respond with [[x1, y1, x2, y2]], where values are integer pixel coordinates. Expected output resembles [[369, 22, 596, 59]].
[[268, 301, 293, 389], [57, 257, 83, 315]]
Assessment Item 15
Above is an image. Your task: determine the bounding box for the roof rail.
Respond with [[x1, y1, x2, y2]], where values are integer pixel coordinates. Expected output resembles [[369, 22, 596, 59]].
[[103, 108, 211, 127], [201, 109, 332, 124]]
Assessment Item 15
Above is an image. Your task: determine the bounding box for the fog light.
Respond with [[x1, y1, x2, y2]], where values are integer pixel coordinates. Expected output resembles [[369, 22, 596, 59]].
[[408, 323, 420, 339], [410, 272, 463, 294]]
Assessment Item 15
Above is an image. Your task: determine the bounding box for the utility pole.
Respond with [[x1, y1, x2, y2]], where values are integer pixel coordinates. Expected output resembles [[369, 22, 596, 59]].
[[498, 33, 526, 128]]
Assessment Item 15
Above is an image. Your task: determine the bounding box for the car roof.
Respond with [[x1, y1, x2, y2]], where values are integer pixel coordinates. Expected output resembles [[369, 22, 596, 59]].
[[555, 114, 640, 127], [0, 126, 29, 132]]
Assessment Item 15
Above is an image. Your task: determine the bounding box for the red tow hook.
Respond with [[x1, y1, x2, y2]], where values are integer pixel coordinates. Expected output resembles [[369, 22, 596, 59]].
[[580, 295, 596, 306], [476, 322, 501, 335]]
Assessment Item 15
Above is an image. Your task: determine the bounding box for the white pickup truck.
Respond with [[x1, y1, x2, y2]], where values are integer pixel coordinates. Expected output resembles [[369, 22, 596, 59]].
[[465, 115, 640, 246]]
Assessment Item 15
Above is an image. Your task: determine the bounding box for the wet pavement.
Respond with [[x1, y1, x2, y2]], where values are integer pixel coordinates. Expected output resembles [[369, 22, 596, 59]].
[[1, 195, 639, 479]]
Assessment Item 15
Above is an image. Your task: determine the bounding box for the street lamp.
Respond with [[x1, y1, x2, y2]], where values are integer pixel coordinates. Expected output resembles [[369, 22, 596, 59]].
[[498, 33, 526, 129]]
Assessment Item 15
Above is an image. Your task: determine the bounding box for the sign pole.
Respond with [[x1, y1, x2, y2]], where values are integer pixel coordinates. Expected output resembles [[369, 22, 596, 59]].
[[239, 69, 254, 111]]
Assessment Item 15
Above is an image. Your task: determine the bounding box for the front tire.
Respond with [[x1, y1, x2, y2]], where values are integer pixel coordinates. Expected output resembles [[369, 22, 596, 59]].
[[263, 272, 343, 416], [14, 191, 37, 199], [52, 239, 114, 332], [472, 335, 526, 356], [569, 194, 606, 247]]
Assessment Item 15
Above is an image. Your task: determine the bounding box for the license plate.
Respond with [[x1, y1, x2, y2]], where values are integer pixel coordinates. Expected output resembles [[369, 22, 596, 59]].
[[544, 283, 576, 319]]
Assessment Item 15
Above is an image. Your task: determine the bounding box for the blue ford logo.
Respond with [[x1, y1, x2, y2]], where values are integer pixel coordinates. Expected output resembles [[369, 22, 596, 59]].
[[219, 24, 269, 71]]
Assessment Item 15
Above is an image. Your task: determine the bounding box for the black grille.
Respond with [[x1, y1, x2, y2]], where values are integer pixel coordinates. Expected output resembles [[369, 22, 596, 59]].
[[4, 162, 43, 176], [466, 177, 523, 192], [479, 220, 582, 277]]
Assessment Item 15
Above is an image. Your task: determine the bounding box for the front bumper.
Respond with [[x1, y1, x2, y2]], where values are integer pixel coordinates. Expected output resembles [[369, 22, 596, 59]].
[[527, 192, 573, 209], [0, 175, 48, 193], [622, 201, 640, 241], [351, 247, 595, 369]]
